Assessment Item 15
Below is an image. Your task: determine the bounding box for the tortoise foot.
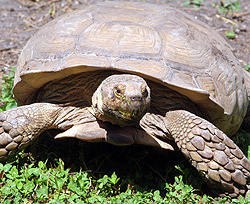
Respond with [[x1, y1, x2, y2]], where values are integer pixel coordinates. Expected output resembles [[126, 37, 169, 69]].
[[140, 111, 250, 198], [0, 103, 62, 161], [0, 109, 32, 160], [167, 110, 250, 198]]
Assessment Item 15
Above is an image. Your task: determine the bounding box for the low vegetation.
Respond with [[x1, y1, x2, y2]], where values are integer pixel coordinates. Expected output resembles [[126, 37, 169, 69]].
[[182, 0, 204, 8], [225, 30, 237, 39], [0, 68, 17, 112], [0, 158, 212, 203], [215, 0, 241, 13], [245, 64, 250, 72]]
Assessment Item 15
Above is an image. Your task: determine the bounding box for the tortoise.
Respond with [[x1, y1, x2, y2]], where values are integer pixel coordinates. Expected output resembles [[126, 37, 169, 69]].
[[0, 1, 249, 198]]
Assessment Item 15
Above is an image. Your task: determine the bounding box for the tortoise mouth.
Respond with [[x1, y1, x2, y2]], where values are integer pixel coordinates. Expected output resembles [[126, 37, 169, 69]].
[[102, 104, 147, 126]]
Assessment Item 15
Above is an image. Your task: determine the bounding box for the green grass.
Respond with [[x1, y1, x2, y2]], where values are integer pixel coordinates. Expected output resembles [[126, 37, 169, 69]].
[[182, 0, 204, 8], [225, 30, 237, 39], [213, 0, 241, 13], [0, 157, 214, 203], [0, 69, 249, 203], [0, 67, 17, 111], [0, 157, 208, 203], [245, 64, 250, 72]]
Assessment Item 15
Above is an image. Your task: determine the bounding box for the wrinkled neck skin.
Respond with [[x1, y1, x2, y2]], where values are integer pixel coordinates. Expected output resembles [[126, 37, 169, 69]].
[[91, 74, 151, 127], [91, 85, 105, 118]]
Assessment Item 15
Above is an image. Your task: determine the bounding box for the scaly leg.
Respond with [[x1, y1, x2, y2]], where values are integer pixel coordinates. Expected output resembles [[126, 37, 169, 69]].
[[0, 103, 96, 160], [140, 110, 250, 198]]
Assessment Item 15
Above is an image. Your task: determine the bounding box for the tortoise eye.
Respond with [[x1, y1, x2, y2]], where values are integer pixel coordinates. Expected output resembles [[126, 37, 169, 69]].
[[114, 88, 122, 97], [113, 85, 125, 98]]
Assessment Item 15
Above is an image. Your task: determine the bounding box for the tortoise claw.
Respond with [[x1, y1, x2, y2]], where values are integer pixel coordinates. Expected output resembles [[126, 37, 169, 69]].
[[55, 121, 138, 146], [0, 110, 31, 161], [55, 121, 108, 143], [55, 120, 177, 150]]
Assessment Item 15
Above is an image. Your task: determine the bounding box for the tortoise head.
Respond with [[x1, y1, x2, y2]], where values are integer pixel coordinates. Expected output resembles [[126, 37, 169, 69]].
[[92, 74, 150, 126]]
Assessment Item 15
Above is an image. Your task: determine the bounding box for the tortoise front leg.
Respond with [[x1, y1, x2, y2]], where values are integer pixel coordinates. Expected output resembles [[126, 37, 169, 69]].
[[140, 110, 250, 198], [0, 103, 95, 160], [55, 120, 177, 151]]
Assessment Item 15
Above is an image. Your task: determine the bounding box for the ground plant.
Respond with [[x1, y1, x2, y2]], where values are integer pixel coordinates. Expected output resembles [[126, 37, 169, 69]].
[[0, 68, 17, 112], [245, 64, 250, 72], [225, 30, 237, 39], [182, 0, 204, 8], [214, 0, 241, 13]]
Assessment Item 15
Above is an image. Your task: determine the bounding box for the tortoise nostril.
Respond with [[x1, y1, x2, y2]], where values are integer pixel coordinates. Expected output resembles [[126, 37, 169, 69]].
[[130, 96, 142, 101]]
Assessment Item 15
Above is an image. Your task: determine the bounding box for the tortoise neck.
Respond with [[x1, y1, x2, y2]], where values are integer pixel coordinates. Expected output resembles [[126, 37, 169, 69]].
[[35, 70, 118, 107]]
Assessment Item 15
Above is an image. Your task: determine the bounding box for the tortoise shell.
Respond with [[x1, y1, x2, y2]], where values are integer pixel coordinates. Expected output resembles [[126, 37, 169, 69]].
[[13, 1, 248, 136]]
